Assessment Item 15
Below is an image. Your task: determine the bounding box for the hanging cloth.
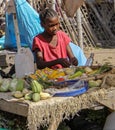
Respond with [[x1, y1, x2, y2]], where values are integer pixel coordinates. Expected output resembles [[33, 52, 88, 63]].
[[61, 0, 84, 17], [4, 0, 44, 49]]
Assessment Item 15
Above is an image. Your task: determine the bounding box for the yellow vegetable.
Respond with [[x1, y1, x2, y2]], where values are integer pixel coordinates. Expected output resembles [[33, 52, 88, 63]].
[[84, 67, 93, 73], [29, 74, 37, 80], [13, 91, 24, 98], [96, 79, 102, 86], [88, 69, 99, 75], [48, 70, 58, 79], [40, 92, 51, 100], [64, 68, 75, 75], [53, 71, 65, 79]]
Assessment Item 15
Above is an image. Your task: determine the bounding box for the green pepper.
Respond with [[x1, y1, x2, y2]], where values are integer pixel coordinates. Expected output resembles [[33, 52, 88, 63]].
[[69, 71, 83, 79]]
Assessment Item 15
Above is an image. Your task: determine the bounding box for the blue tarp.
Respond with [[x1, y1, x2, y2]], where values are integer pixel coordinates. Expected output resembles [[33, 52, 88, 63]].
[[69, 42, 87, 66], [4, 0, 44, 49], [0, 36, 5, 48]]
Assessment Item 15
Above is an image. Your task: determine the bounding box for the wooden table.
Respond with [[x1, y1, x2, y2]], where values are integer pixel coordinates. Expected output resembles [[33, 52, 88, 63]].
[[95, 87, 115, 110], [0, 87, 115, 130]]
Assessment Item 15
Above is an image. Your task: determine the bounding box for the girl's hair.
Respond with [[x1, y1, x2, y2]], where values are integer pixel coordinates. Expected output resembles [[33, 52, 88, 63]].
[[39, 8, 58, 24]]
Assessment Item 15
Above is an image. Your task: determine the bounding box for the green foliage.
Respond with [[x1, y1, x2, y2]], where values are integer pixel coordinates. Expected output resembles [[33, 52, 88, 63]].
[[85, 108, 110, 126], [0, 110, 27, 130]]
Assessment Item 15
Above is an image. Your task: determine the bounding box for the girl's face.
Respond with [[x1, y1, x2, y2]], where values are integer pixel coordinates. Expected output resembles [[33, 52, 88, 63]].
[[43, 16, 60, 36]]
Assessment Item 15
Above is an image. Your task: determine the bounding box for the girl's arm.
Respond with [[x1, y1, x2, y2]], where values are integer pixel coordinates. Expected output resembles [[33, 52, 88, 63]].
[[34, 49, 71, 69], [67, 44, 78, 66]]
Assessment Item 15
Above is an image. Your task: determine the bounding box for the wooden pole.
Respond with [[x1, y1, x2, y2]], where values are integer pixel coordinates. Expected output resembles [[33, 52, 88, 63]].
[[52, 0, 56, 11], [76, 8, 83, 50]]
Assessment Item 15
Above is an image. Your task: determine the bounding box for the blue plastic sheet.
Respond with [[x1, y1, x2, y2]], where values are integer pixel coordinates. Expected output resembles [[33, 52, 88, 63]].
[[0, 36, 5, 49], [4, 0, 44, 49], [69, 42, 87, 66]]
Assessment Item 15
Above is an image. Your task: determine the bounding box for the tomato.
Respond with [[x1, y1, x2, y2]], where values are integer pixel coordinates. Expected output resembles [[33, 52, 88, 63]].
[[57, 77, 65, 82]]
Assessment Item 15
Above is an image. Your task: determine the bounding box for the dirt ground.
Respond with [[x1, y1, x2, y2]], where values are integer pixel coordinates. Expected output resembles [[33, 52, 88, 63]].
[[84, 48, 115, 66]]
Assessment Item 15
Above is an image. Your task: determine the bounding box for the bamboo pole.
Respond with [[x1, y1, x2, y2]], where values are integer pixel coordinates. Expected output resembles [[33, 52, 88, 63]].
[[76, 8, 83, 49], [52, 0, 56, 10]]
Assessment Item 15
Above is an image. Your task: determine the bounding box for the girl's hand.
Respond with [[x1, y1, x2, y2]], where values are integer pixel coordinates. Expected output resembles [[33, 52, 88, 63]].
[[57, 58, 71, 67], [70, 57, 78, 66]]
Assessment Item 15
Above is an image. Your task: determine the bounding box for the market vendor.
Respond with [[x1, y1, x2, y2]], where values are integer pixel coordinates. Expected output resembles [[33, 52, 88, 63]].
[[32, 8, 78, 69]]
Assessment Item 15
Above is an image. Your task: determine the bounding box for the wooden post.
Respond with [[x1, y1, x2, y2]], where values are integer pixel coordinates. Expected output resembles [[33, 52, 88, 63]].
[[76, 8, 83, 50], [52, 0, 56, 11]]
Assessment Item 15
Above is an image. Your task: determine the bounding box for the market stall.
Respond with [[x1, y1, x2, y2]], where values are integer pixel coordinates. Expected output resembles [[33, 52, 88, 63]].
[[0, 85, 115, 130], [0, 1, 115, 130], [0, 65, 115, 130]]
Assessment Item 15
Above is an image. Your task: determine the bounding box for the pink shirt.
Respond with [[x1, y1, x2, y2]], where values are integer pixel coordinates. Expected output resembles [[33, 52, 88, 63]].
[[32, 30, 71, 68]]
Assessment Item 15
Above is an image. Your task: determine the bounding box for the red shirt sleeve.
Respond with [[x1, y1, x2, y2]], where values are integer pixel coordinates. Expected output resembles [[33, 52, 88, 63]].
[[32, 35, 41, 51]]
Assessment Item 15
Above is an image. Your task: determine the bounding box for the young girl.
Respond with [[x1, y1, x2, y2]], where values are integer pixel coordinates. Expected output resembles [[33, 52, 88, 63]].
[[32, 8, 78, 69]]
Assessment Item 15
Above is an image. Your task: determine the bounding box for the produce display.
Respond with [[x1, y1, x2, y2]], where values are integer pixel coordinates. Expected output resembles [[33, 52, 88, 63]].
[[0, 64, 114, 102], [29, 64, 112, 89]]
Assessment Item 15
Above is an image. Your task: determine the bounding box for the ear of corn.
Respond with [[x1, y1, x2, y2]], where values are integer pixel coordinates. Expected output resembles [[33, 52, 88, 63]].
[[40, 92, 51, 100]]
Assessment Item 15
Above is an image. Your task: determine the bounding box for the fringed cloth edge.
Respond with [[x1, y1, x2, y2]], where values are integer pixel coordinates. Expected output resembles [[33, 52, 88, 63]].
[[26, 87, 110, 130]]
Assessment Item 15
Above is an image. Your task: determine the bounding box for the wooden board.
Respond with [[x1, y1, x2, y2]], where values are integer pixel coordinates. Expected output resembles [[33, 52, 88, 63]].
[[96, 88, 115, 110], [0, 99, 28, 116]]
